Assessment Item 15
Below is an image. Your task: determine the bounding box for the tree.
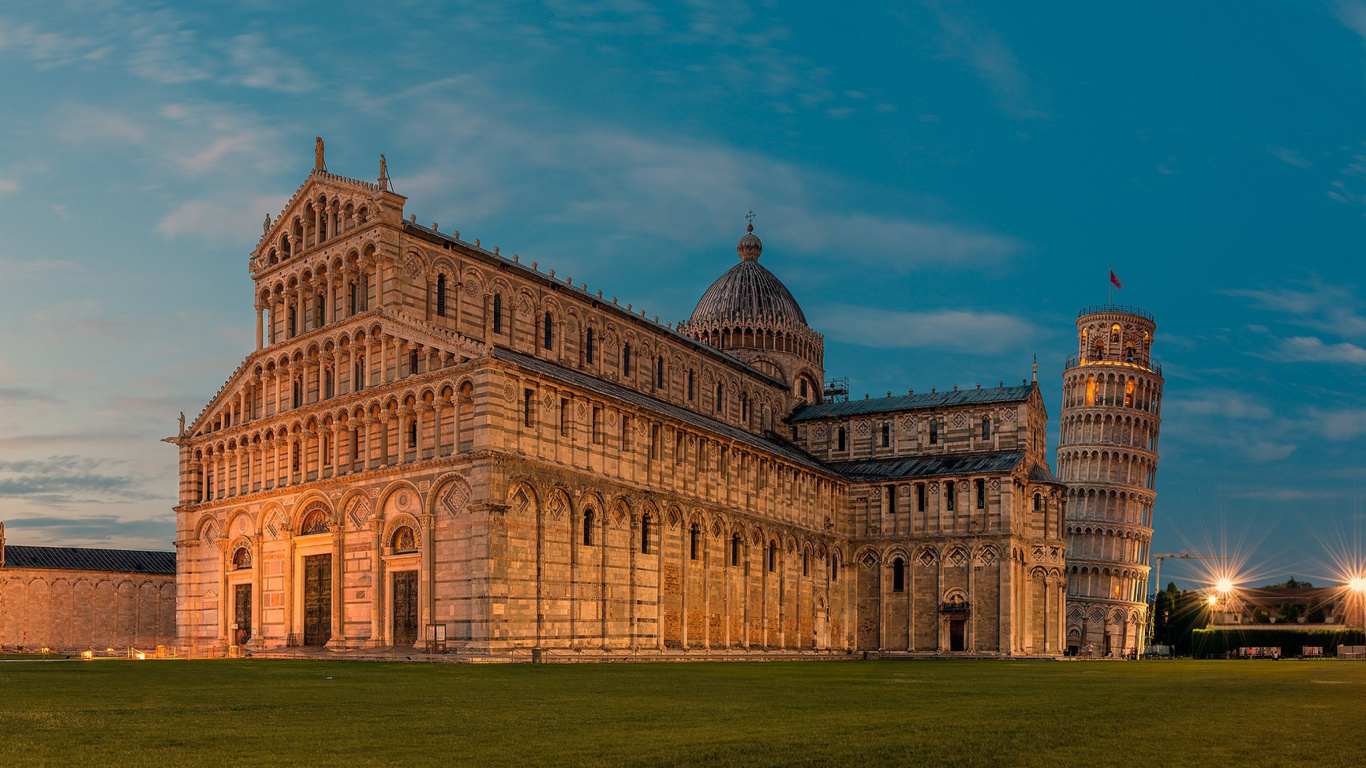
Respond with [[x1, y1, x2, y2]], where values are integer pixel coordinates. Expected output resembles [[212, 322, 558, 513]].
[[1306, 598, 1326, 624], [1251, 607, 1270, 624], [1277, 601, 1300, 624]]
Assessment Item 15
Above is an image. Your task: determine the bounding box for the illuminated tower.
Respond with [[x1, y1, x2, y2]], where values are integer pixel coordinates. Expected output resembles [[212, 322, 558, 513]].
[[1057, 305, 1163, 656]]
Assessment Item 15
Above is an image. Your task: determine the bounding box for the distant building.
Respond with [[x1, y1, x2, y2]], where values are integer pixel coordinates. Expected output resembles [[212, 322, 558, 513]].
[[1211, 584, 1360, 628], [169, 150, 1068, 658], [0, 522, 177, 651]]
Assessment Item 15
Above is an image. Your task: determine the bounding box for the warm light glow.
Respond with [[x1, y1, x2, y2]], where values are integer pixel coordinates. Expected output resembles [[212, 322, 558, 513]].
[[1350, 577, 1366, 594], [135, 652, 147, 660], [1216, 578, 1234, 593], [81, 650, 94, 660], [1206, 594, 1219, 606]]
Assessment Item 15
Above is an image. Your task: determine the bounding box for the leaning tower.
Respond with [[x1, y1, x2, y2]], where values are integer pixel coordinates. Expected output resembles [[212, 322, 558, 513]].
[[1057, 305, 1163, 656]]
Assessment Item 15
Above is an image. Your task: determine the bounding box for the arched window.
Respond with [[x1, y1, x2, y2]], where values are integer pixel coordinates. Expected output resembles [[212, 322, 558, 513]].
[[641, 516, 652, 555], [543, 311, 553, 350], [288, 306, 297, 337], [799, 379, 808, 399], [981, 416, 991, 441], [768, 541, 778, 572], [348, 281, 358, 315], [409, 348, 418, 376], [585, 328, 595, 364], [929, 419, 939, 444], [975, 478, 986, 509], [892, 558, 905, 592], [1034, 493, 1043, 511], [316, 293, 325, 328], [408, 419, 417, 448], [622, 343, 632, 376], [583, 509, 596, 546], [689, 523, 700, 560], [831, 555, 839, 582], [837, 427, 846, 452], [1110, 324, 1121, 344], [391, 525, 417, 553], [300, 508, 329, 535], [436, 274, 447, 317], [803, 549, 810, 576], [231, 545, 252, 570], [492, 293, 503, 334], [354, 356, 366, 391], [731, 534, 741, 567]]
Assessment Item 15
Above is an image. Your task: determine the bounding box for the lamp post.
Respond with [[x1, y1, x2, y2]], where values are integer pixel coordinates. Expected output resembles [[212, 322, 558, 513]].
[[1146, 553, 1227, 652]]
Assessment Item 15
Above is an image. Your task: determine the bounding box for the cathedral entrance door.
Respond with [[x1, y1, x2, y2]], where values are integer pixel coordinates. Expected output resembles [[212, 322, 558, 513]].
[[392, 571, 418, 646], [234, 584, 252, 645], [949, 619, 966, 652], [303, 554, 332, 646]]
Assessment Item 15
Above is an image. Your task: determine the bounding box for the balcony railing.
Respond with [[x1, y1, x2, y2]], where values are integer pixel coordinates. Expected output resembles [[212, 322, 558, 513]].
[[1077, 304, 1155, 322], [1064, 353, 1162, 377]]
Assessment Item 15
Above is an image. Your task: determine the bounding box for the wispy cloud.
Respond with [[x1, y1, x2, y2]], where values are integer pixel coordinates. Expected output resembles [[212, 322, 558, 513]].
[[3, 514, 173, 547], [1267, 336, 1366, 365], [0, 455, 157, 506], [1226, 278, 1366, 338], [1306, 407, 1366, 441], [0, 387, 62, 406], [814, 306, 1037, 353], [927, 1, 1045, 119], [1164, 389, 1295, 462]]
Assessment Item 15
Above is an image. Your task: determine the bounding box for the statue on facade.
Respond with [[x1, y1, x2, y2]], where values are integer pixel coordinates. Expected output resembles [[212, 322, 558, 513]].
[[263, 213, 272, 235], [179, 411, 185, 437], [314, 137, 326, 171], [379, 154, 390, 190]]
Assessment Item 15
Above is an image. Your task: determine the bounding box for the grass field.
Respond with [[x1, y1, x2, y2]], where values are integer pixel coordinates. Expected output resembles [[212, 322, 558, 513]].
[[1, 659, 1363, 767]]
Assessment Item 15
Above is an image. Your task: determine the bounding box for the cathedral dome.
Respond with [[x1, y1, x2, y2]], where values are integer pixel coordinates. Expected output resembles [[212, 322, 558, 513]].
[[688, 225, 808, 327]]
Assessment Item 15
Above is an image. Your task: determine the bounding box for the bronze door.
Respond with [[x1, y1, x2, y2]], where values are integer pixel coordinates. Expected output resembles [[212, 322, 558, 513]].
[[234, 584, 252, 645], [303, 554, 332, 646], [393, 570, 418, 646]]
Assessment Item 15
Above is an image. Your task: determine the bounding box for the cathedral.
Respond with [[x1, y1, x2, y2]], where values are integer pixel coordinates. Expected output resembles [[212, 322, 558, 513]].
[[171, 147, 1071, 658]]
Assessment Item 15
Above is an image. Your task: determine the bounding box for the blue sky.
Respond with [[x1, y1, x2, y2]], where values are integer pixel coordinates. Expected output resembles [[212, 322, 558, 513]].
[[1, 1, 1365, 589]]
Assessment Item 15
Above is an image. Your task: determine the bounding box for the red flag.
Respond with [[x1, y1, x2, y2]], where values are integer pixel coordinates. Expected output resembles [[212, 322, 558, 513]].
[[1109, 270, 1122, 290]]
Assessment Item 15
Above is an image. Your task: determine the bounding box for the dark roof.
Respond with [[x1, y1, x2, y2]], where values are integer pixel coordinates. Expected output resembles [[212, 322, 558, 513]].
[[689, 259, 808, 326], [1029, 463, 1061, 484], [492, 348, 832, 474], [790, 385, 1033, 422], [826, 451, 1028, 482], [3, 545, 175, 575]]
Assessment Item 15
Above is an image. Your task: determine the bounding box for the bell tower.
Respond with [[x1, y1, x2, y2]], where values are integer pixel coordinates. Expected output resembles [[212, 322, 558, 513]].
[[1057, 305, 1164, 656]]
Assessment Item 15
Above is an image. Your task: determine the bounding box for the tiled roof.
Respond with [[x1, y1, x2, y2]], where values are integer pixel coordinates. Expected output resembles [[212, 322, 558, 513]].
[[790, 385, 1033, 422], [492, 349, 832, 474], [826, 451, 1028, 482], [3, 545, 176, 575]]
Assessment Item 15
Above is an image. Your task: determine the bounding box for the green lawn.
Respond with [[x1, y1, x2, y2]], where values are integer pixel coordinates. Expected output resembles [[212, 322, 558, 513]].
[[0, 659, 1362, 767]]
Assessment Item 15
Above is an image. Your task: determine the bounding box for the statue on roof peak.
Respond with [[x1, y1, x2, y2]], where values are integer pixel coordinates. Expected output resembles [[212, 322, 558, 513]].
[[315, 137, 326, 172]]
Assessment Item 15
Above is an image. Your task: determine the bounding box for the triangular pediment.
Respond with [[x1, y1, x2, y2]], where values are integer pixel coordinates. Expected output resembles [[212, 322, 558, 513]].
[[252, 169, 407, 267]]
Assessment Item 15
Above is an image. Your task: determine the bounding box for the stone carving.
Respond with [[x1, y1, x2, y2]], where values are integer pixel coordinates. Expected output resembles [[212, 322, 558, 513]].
[[314, 136, 325, 171]]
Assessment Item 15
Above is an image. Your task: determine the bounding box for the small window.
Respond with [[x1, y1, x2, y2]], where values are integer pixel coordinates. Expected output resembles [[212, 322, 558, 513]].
[[929, 419, 938, 444], [1034, 493, 1043, 511], [803, 550, 810, 576], [916, 483, 926, 512], [592, 406, 602, 444], [621, 415, 632, 451], [892, 558, 905, 592], [837, 427, 846, 452], [655, 356, 664, 390], [715, 382, 724, 414], [583, 509, 596, 546], [436, 274, 447, 317], [768, 541, 778, 573], [292, 380, 302, 409], [800, 379, 808, 398], [585, 328, 595, 364], [831, 555, 839, 582], [348, 281, 358, 315], [543, 312, 553, 350], [945, 482, 956, 512], [689, 524, 700, 560], [560, 398, 570, 437], [409, 349, 418, 376], [288, 307, 296, 337], [641, 516, 652, 555], [981, 416, 991, 441], [731, 534, 741, 567], [492, 294, 503, 334], [881, 423, 890, 448], [316, 293, 325, 327], [391, 525, 417, 553], [354, 358, 366, 391], [975, 478, 985, 509], [407, 420, 417, 448], [623, 343, 632, 376], [687, 369, 695, 401], [523, 388, 534, 428]]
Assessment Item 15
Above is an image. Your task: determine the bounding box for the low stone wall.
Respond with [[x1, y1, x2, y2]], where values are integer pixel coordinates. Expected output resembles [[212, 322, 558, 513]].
[[0, 568, 176, 651]]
